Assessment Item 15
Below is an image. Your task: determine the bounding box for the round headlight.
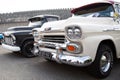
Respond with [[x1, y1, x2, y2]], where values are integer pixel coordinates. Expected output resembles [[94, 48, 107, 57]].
[[74, 27, 81, 39], [68, 29, 73, 35], [66, 26, 82, 39], [67, 28, 73, 38]]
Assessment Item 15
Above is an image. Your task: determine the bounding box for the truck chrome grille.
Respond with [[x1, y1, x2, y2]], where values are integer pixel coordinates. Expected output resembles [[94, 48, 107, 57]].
[[3, 36, 14, 45], [42, 35, 65, 43]]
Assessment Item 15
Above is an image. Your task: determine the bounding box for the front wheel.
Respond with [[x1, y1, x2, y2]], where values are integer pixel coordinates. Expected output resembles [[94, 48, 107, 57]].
[[21, 40, 38, 58], [91, 44, 113, 78]]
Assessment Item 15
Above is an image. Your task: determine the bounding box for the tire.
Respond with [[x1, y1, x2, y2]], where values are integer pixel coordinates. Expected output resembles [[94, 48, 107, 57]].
[[21, 40, 38, 58], [13, 51, 20, 54], [91, 44, 113, 78]]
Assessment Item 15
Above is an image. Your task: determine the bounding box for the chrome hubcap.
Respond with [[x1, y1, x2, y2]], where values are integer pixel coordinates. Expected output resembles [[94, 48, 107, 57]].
[[100, 51, 112, 73]]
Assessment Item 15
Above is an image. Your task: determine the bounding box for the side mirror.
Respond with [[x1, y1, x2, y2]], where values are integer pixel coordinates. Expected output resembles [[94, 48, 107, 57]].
[[110, 12, 120, 22], [114, 12, 119, 18], [110, 12, 119, 18]]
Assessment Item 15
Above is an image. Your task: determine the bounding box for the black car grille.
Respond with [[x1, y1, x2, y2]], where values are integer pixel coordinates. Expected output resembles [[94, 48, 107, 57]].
[[3, 36, 14, 45], [42, 35, 65, 43]]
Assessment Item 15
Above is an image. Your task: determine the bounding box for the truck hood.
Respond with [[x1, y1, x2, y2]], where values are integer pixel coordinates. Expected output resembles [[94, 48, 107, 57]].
[[4, 26, 34, 36], [40, 16, 114, 32], [40, 20, 67, 31], [8, 26, 34, 31]]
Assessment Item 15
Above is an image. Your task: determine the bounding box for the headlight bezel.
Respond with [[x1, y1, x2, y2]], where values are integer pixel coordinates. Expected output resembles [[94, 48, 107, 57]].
[[65, 25, 82, 40], [66, 42, 83, 54]]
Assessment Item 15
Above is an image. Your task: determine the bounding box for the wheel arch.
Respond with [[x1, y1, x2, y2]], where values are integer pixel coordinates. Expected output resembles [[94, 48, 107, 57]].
[[97, 39, 117, 61]]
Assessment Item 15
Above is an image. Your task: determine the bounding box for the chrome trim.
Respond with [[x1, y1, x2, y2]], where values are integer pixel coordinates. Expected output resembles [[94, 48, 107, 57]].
[[65, 25, 82, 40], [38, 41, 66, 49], [41, 30, 64, 33], [2, 43, 20, 51], [33, 43, 41, 56], [37, 41, 92, 66], [42, 35, 65, 43], [3, 36, 15, 45], [10, 34, 16, 41], [66, 43, 82, 54], [59, 54, 92, 66], [100, 51, 113, 73]]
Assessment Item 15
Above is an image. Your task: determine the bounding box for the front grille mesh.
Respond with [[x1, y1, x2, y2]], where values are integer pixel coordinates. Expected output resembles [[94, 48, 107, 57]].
[[3, 36, 14, 45], [42, 35, 65, 43]]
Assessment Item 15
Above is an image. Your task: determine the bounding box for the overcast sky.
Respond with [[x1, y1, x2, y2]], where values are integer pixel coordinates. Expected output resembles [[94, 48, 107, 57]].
[[0, 0, 119, 13]]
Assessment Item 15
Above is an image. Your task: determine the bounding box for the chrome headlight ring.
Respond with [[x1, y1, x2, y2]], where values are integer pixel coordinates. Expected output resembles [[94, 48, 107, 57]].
[[66, 42, 83, 54], [66, 25, 82, 39]]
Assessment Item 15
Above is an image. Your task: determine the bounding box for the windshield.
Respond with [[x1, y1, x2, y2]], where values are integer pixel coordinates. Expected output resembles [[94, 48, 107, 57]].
[[28, 17, 45, 27], [28, 17, 44, 22], [28, 21, 43, 27], [73, 3, 114, 17]]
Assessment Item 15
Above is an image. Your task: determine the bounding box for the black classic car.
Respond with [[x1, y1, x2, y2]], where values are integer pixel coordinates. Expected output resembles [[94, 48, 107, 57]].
[[2, 15, 60, 57]]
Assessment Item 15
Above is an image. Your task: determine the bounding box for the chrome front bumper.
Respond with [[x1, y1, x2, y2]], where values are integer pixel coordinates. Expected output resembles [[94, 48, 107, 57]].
[[2, 43, 20, 51], [34, 41, 92, 66], [51, 51, 92, 66]]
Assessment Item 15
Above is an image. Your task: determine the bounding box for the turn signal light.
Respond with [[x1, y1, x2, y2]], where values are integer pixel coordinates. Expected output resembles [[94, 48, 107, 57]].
[[67, 45, 76, 52]]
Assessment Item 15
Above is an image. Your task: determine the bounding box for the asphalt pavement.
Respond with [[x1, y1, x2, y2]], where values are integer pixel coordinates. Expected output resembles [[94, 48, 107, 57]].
[[0, 46, 120, 80]]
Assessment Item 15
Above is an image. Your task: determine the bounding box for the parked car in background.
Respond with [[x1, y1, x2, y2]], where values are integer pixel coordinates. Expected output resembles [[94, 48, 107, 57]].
[[2, 14, 60, 57], [0, 33, 3, 44], [33, 1, 120, 78]]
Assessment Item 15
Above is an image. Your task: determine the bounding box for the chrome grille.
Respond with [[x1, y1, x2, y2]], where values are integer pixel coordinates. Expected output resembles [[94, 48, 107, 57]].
[[3, 36, 14, 45], [42, 35, 65, 43]]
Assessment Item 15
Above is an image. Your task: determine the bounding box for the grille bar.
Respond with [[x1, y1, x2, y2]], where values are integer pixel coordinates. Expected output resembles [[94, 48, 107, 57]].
[[42, 35, 65, 43], [3, 36, 14, 45]]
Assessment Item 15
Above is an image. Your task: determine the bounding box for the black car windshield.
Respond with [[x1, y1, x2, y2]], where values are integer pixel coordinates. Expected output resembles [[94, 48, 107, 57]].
[[72, 3, 114, 17], [28, 17, 44, 22]]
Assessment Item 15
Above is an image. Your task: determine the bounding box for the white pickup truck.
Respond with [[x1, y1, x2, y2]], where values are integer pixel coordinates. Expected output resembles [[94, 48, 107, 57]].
[[33, 1, 120, 78]]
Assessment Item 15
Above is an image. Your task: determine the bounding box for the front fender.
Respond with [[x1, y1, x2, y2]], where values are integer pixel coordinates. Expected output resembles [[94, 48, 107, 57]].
[[20, 37, 34, 47], [80, 35, 114, 61]]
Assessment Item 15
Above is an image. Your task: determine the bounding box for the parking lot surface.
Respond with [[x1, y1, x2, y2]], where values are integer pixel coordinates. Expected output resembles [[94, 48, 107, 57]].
[[0, 46, 120, 80]]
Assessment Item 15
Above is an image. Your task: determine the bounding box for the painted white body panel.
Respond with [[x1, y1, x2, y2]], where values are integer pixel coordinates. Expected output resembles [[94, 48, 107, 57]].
[[38, 16, 120, 60]]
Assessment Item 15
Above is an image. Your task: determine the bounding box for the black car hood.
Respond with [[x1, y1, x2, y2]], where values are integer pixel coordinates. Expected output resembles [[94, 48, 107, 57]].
[[8, 26, 35, 31]]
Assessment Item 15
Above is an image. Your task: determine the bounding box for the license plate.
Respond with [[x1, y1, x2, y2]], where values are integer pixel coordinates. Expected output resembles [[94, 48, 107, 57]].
[[40, 51, 53, 59]]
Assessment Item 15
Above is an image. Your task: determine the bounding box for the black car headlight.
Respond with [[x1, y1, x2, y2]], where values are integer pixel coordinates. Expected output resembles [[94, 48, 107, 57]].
[[66, 25, 82, 39], [10, 34, 16, 41]]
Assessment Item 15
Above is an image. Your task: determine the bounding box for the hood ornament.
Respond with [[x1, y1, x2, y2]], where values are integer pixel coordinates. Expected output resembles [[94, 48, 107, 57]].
[[44, 27, 51, 31]]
